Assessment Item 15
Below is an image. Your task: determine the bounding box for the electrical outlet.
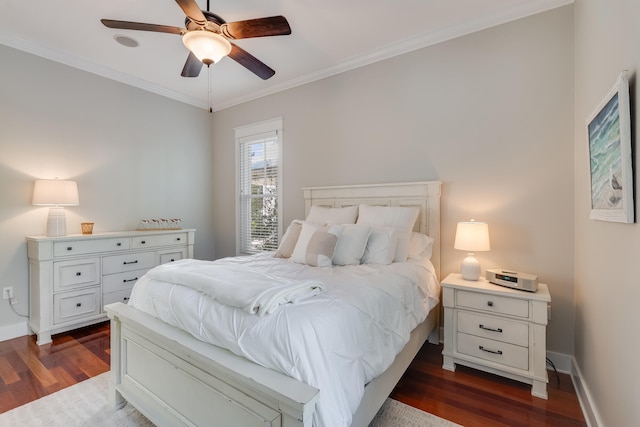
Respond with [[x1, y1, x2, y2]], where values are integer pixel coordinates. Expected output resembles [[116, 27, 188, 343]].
[[3, 287, 13, 300]]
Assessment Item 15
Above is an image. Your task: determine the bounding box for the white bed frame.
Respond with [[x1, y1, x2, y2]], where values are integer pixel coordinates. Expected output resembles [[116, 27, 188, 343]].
[[106, 181, 442, 427]]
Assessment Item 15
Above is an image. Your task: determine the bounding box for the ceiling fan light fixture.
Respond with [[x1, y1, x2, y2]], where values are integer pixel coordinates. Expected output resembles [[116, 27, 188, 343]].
[[182, 30, 232, 65]]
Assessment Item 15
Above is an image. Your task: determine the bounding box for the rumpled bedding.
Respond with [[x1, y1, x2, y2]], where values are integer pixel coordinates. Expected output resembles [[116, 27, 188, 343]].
[[146, 259, 325, 315], [128, 252, 440, 427]]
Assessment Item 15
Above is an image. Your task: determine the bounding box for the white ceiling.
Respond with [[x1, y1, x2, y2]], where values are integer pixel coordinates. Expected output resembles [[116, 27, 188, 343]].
[[0, 0, 571, 112]]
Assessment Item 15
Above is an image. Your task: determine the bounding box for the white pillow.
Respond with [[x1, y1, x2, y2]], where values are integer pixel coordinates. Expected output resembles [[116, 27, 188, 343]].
[[356, 204, 420, 262], [292, 222, 343, 267], [332, 224, 371, 266], [361, 226, 397, 265], [274, 220, 303, 258], [408, 232, 434, 260], [306, 205, 358, 224]]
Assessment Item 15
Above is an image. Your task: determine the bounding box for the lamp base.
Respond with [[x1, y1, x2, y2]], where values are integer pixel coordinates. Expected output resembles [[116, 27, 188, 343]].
[[460, 253, 481, 281], [46, 206, 67, 237]]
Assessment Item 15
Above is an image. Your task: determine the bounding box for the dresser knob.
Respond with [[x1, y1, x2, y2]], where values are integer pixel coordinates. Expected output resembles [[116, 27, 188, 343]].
[[141, 240, 146, 244], [487, 301, 494, 307], [117, 242, 122, 247], [123, 297, 129, 302], [176, 237, 181, 241], [67, 246, 73, 251], [76, 303, 82, 308], [76, 272, 82, 276], [170, 258, 175, 262]]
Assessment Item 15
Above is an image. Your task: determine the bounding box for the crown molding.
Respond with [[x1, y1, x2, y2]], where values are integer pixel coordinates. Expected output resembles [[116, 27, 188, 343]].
[[0, 0, 572, 113]]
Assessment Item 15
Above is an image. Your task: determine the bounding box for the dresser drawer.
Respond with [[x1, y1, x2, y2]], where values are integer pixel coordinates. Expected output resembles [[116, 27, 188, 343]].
[[458, 311, 529, 347], [457, 290, 529, 318], [159, 248, 187, 264], [103, 288, 134, 306], [103, 268, 150, 293], [132, 233, 188, 249], [53, 258, 100, 291], [103, 251, 155, 274], [53, 238, 130, 257], [457, 332, 529, 371], [53, 287, 101, 325]]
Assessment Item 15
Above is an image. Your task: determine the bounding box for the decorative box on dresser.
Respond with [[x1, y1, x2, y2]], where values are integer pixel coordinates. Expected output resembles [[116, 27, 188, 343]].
[[27, 229, 195, 345], [441, 272, 551, 398]]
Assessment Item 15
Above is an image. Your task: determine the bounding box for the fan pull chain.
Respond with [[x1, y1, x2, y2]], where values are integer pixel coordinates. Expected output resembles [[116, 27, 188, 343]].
[[208, 64, 213, 113]]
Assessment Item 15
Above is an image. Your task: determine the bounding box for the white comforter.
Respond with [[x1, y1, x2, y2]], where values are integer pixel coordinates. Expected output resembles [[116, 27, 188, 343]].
[[128, 252, 440, 427]]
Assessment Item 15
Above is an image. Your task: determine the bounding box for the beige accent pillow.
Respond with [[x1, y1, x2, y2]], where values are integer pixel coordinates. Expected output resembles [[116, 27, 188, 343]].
[[292, 222, 343, 267], [274, 220, 303, 258]]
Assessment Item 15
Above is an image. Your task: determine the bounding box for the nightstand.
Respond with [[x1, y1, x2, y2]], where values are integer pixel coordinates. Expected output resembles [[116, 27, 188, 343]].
[[441, 272, 551, 398]]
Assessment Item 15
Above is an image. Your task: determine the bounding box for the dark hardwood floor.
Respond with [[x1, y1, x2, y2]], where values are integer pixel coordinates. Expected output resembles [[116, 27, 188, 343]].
[[0, 322, 586, 427]]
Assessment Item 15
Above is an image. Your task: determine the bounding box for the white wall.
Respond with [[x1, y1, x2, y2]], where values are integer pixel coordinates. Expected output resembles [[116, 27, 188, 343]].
[[574, 1, 640, 426], [212, 7, 575, 355], [0, 44, 215, 337]]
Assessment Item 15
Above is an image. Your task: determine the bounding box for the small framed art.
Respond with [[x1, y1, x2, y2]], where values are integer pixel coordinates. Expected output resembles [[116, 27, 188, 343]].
[[586, 71, 634, 223]]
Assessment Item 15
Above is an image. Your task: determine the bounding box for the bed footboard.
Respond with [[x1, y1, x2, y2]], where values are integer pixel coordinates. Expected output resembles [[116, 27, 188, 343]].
[[106, 302, 319, 427]]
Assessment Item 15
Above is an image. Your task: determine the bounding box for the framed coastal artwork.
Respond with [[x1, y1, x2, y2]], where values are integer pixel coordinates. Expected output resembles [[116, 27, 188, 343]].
[[586, 71, 634, 223]]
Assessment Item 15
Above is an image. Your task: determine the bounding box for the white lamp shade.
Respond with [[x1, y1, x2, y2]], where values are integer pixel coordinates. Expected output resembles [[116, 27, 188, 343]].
[[33, 180, 79, 206], [182, 31, 232, 65], [454, 220, 490, 281], [454, 221, 490, 252]]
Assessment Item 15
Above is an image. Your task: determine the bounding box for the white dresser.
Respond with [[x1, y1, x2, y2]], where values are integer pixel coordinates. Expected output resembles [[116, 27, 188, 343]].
[[441, 273, 551, 398], [27, 229, 195, 345]]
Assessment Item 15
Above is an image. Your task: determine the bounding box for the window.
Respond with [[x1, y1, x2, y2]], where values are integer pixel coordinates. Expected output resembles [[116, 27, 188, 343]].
[[236, 118, 283, 255]]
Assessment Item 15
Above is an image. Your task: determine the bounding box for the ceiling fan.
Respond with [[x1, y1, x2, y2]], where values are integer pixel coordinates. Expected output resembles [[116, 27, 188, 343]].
[[101, 0, 291, 80]]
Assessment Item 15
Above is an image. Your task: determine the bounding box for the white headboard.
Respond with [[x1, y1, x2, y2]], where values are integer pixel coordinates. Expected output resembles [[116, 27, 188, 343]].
[[302, 181, 441, 279]]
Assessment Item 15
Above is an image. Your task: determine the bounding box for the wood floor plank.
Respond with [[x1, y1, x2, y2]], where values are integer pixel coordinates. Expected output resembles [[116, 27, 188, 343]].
[[0, 322, 587, 426]]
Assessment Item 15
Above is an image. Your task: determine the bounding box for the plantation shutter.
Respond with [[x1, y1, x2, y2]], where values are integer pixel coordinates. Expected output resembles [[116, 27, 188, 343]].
[[236, 119, 282, 255]]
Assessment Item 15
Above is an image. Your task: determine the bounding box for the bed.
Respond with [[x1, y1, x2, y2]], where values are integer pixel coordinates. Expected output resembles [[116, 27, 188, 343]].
[[105, 181, 442, 427]]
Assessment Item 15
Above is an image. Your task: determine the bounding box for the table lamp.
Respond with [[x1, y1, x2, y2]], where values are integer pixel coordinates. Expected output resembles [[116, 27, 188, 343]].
[[32, 179, 79, 237], [454, 219, 490, 281]]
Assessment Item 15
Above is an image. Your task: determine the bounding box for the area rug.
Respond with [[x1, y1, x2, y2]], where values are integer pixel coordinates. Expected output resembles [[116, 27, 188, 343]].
[[0, 373, 462, 427]]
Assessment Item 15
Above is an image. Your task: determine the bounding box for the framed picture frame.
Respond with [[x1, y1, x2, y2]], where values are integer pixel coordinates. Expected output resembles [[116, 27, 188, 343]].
[[586, 71, 634, 223]]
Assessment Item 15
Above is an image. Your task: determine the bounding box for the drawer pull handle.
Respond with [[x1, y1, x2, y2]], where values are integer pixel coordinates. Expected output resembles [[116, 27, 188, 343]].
[[76, 303, 82, 308], [76, 272, 82, 276], [117, 242, 122, 247], [479, 345, 502, 355], [123, 297, 129, 302], [170, 258, 175, 262], [176, 237, 181, 241], [123, 260, 139, 265], [141, 240, 146, 244], [67, 246, 73, 251], [487, 301, 494, 307], [123, 278, 138, 283], [479, 324, 502, 333]]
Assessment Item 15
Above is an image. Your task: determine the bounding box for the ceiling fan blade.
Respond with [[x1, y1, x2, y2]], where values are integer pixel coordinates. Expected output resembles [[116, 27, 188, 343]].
[[175, 0, 207, 25], [181, 51, 203, 77], [220, 16, 291, 39], [228, 43, 275, 80], [101, 19, 184, 35]]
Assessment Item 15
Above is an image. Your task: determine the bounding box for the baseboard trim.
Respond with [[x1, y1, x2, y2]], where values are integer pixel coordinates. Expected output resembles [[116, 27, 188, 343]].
[[545, 350, 572, 374], [0, 320, 29, 342], [571, 357, 603, 427]]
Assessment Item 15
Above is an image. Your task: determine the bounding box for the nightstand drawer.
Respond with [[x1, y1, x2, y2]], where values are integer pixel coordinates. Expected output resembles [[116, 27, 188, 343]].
[[457, 332, 529, 371], [53, 287, 101, 324], [458, 311, 529, 347], [457, 290, 529, 318], [103, 251, 155, 274], [54, 258, 100, 291]]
